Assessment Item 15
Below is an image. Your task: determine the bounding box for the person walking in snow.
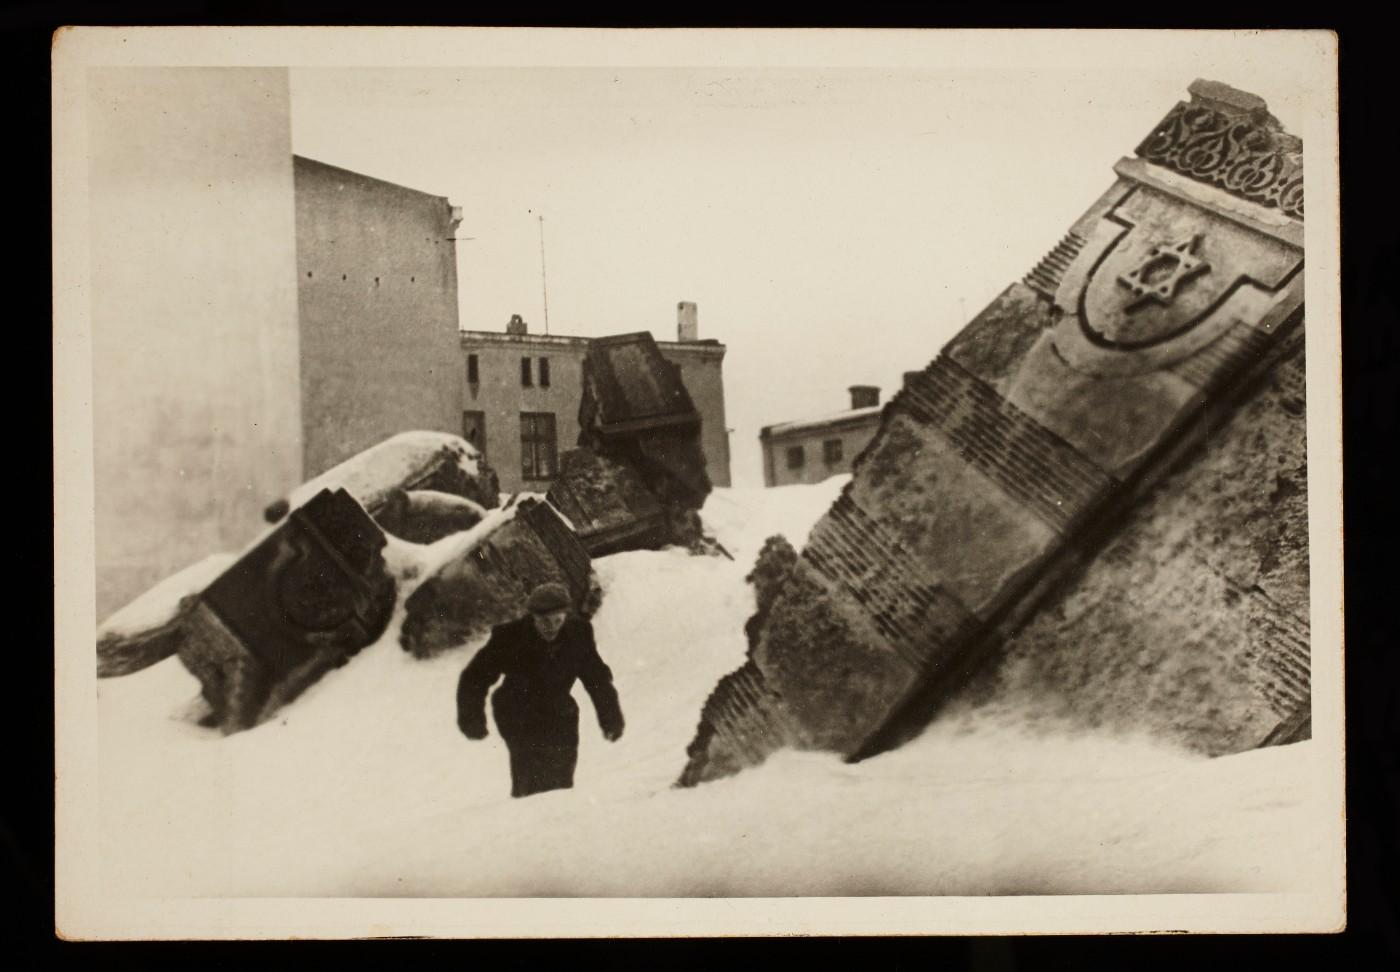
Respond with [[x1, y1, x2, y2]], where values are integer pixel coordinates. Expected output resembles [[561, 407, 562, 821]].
[[456, 581, 625, 798]]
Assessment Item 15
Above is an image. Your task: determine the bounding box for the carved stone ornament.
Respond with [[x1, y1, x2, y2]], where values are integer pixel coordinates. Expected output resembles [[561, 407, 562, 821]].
[[1136, 99, 1304, 221]]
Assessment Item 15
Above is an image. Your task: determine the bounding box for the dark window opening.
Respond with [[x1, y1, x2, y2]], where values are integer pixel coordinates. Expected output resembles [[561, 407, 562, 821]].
[[786, 446, 805, 470], [521, 412, 558, 480], [521, 357, 533, 387], [467, 353, 479, 384], [462, 411, 486, 457], [823, 439, 844, 465], [539, 357, 551, 388]]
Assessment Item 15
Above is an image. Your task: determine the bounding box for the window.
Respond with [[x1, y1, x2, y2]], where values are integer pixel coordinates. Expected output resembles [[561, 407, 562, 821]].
[[786, 445, 805, 470], [521, 357, 533, 387], [466, 353, 479, 384], [521, 412, 558, 480], [539, 357, 551, 388], [823, 439, 844, 465], [462, 411, 485, 456]]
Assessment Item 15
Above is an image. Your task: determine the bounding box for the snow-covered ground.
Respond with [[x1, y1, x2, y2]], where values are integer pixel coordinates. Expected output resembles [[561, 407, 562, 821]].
[[95, 475, 1325, 898]]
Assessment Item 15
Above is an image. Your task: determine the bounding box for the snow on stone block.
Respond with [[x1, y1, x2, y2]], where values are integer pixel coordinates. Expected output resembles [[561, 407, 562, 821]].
[[374, 488, 488, 545], [270, 431, 501, 531], [558, 332, 714, 554], [546, 448, 671, 557], [96, 553, 237, 678], [178, 487, 398, 733], [399, 497, 598, 659]]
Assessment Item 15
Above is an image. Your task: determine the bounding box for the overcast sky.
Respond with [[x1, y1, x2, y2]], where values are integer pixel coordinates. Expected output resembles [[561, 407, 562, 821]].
[[288, 54, 1311, 487]]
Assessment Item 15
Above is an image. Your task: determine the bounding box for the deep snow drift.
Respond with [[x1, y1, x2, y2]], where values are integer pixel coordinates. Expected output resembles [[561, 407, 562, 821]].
[[95, 476, 1325, 898]]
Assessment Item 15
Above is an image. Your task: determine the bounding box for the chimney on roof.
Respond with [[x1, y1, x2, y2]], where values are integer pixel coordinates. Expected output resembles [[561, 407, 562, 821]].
[[507, 313, 528, 335], [677, 301, 699, 342], [849, 385, 880, 410]]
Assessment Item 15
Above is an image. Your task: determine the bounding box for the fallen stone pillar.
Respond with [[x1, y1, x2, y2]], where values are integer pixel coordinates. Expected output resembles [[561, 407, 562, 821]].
[[178, 487, 397, 733], [681, 79, 1310, 785], [399, 497, 598, 658], [546, 449, 673, 556], [265, 431, 501, 535], [547, 332, 714, 555]]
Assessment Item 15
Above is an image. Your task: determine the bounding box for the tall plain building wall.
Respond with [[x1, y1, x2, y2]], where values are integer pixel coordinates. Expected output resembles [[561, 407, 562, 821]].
[[89, 68, 303, 621], [294, 157, 463, 477]]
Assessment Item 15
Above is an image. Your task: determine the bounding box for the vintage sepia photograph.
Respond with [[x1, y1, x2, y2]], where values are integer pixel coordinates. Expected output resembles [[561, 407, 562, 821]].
[[52, 28, 1344, 938]]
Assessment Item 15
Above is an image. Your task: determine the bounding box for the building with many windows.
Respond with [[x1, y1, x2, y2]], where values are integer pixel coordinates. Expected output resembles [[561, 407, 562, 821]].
[[759, 385, 884, 487], [460, 303, 731, 494]]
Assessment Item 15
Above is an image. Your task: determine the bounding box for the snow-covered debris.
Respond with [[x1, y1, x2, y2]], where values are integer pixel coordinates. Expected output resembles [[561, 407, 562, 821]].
[[98, 554, 235, 640], [278, 431, 499, 524], [398, 497, 596, 658], [375, 489, 489, 545], [96, 553, 237, 677], [93, 480, 1324, 898]]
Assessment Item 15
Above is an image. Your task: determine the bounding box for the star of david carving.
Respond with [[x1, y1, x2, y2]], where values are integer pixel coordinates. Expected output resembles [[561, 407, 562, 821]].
[[1117, 234, 1211, 309]]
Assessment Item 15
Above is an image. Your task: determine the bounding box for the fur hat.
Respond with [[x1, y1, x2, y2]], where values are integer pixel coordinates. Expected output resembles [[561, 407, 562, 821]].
[[526, 581, 572, 614]]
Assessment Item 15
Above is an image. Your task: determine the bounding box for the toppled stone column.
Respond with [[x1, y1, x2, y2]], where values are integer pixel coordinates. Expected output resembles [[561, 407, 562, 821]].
[[547, 332, 715, 555], [399, 497, 598, 658], [179, 487, 397, 733], [546, 449, 672, 556], [265, 431, 501, 538], [681, 79, 1310, 785], [374, 488, 487, 544], [98, 432, 501, 681]]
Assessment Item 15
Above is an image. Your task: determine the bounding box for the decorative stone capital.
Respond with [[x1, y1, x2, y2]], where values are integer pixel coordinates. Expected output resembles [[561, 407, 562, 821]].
[[1136, 79, 1303, 221]]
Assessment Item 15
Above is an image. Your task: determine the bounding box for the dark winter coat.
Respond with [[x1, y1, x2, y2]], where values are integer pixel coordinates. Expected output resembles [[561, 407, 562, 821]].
[[456, 615, 624, 797]]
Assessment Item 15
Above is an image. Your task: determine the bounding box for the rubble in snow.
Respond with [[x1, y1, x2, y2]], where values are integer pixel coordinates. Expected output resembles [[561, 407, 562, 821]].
[[548, 332, 717, 556], [399, 496, 599, 658], [267, 431, 501, 536], [95, 432, 591, 735], [95, 554, 237, 678], [179, 487, 398, 733]]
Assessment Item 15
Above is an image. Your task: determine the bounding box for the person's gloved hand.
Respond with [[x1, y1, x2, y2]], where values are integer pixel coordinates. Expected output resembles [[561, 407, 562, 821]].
[[602, 720, 624, 742], [460, 720, 488, 740]]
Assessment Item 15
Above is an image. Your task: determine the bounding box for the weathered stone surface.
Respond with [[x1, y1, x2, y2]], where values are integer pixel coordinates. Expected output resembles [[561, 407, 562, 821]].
[[266, 431, 501, 534], [96, 595, 198, 678], [548, 332, 715, 555], [95, 553, 238, 678], [680, 80, 1309, 785], [374, 488, 486, 544], [178, 487, 398, 733], [546, 448, 671, 556], [947, 336, 1309, 755], [398, 498, 598, 658]]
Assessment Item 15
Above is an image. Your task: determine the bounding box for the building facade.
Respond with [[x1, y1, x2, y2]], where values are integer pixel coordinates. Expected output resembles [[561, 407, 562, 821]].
[[759, 386, 883, 487], [294, 156, 465, 478], [460, 303, 731, 494]]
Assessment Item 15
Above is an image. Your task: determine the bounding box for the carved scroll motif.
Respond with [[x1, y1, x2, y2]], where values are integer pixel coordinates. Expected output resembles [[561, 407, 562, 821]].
[[1136, 103, 1304, 220]]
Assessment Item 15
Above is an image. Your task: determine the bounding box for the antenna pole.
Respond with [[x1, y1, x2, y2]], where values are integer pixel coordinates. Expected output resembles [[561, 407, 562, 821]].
[[538, 214, 550, 336]]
